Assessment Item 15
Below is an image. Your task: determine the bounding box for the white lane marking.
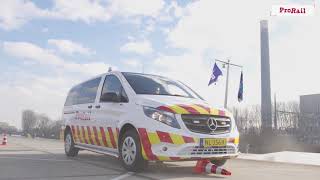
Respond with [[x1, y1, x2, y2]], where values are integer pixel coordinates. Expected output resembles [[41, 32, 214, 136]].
[[111, 172, 134, 180], [0, 156, 73, 162], [38, 148, 65, 150], [0, 151, 47, 155]]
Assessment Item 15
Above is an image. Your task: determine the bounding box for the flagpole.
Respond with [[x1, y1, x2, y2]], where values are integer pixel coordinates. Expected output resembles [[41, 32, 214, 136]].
[[224, 59, 230, 108], [215, 59, 243, 109]]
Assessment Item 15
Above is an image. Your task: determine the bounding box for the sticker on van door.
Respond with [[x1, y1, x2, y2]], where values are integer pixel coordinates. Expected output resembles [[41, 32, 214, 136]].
[[75, 111, 91, 121]]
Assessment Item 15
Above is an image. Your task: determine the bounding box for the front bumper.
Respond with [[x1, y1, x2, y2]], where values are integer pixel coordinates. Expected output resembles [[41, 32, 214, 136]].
[[151, 142, 239, 160], [138, 128, 239, 161]]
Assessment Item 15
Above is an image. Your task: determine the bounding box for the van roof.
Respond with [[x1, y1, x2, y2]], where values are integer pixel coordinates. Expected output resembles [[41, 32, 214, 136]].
[[121, 72, 169, 79], [68, 71, 170, 92]]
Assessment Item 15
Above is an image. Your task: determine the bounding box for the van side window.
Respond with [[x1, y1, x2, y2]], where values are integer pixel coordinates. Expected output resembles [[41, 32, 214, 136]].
[[77, 77, 101, 104], [65, 77, 101, 106], [100, 75, 128, 103], [65, 87, 77, 106]]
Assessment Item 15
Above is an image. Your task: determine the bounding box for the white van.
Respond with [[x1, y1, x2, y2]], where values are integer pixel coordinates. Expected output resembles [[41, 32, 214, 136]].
[[63, 71, 239, 171]]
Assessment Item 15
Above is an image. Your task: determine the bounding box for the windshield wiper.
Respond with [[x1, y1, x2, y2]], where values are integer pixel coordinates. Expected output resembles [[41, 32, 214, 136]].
[[171, 94, 187, 97], [155, 93, 189, 98]]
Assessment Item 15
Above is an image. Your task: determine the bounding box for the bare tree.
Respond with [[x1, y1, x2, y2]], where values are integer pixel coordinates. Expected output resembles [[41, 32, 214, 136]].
[[36, 114, 50, 137], [232, 105, 262, 134], [48, 119, 63, 139], [21, 110, 63, 139], [22, 110, 38, 135]]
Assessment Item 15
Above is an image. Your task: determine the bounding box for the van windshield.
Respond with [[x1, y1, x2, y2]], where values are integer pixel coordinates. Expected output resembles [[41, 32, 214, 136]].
[[122, 72, 203, 99]]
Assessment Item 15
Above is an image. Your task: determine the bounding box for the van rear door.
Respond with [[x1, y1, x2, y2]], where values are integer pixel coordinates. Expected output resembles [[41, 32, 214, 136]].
[[73, 77, 101, 146]]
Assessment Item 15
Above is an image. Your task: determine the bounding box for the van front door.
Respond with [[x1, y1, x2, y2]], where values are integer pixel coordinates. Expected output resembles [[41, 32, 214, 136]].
[[93, 74, 129, 152]]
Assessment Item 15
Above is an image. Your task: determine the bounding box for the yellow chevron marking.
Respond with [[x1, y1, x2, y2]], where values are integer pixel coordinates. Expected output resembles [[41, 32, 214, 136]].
[[157, 156, 171, 161], [148, 132, 161, 145], [170, 134, 185, 145], [141, 143, 148, 160], [77, 127, 83, 143], [234, 137, 240, 144], [97, 129, 104, 147], [210, 108, 219, 116], [83, 128, 90, 144], [105, 130, 112, 148], [90, 127, 98, 145], [210, 108, 232, 118], [189, 105, 209, 114], [169, 105, 189, 114], [76, 128, 81, 143]]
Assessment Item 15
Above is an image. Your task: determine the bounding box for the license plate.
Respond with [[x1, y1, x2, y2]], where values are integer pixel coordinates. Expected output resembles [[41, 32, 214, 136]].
[[201, 138, 227, 147]]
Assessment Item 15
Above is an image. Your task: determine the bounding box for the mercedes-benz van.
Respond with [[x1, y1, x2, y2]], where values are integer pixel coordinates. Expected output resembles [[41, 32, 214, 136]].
[[62, 71, 239, 171]]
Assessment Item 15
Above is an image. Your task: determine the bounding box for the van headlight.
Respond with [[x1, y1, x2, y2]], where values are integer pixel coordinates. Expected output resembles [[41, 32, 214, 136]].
[[143, 106, 181, 129]]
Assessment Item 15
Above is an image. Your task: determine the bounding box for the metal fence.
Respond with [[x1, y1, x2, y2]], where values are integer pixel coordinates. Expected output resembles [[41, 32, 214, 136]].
[[233, 106, 320, 145]]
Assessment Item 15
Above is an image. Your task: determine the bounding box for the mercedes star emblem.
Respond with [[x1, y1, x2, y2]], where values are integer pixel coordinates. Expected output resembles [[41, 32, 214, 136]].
[[207, 118, 218, 131]]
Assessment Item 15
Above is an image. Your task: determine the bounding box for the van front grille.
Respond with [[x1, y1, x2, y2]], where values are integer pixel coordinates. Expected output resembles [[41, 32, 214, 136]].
[[181, 114, 231, 134]]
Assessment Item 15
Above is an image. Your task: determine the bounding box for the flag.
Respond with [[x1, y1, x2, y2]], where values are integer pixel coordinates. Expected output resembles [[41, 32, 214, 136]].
[[208, 63, 223, 86], [238, 71, 243, 102]]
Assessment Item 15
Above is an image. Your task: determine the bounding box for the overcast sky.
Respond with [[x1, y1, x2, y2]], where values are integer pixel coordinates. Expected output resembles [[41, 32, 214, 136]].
[[0, 0, 319, 128]]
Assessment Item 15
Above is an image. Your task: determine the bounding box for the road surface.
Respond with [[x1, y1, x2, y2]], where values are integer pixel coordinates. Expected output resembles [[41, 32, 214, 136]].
[[0, 136, 319, 180]]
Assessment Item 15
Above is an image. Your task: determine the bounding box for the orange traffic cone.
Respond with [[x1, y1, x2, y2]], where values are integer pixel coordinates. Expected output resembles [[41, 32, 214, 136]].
[[193, 159, 210, 174], [208, 163, 231, 176], [193, 159, 231, 176], [2, 134, 7, 145]]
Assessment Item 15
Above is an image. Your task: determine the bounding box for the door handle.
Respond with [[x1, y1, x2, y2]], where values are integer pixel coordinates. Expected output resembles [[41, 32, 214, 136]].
[[88, 105, 93, 109], [95, 105, 101, 109]]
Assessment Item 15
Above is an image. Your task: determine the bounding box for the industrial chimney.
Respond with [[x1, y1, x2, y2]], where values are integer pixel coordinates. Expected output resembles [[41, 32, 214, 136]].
[[260, 20, 273, 131]]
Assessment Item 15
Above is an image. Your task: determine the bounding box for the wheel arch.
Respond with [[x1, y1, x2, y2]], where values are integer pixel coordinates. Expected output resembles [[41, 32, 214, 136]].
[[118, 123, 138, 147], [64, 125, 71, 140]]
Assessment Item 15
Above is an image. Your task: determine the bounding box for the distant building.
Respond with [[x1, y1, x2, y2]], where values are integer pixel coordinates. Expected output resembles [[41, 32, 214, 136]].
[[300, 94, 320, 114], [299, 94, 320, 144]]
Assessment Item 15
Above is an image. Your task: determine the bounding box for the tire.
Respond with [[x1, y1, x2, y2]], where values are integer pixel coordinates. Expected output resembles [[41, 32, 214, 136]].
[[64, 130, 79, 157], [210, 159, 227, 166], [119, 129, 148, 172]]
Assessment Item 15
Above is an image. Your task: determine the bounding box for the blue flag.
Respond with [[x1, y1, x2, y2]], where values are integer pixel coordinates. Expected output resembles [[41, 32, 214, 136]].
[[238, 71, 243, 102], [208, 62, 223, 86]]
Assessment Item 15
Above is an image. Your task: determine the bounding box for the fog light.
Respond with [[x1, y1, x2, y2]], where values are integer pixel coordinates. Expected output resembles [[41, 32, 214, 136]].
[[162, 146, 168, 151]]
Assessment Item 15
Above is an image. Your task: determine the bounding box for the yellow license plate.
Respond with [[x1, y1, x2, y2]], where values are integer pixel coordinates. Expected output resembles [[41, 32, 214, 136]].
[[202, 138, 227, 147]]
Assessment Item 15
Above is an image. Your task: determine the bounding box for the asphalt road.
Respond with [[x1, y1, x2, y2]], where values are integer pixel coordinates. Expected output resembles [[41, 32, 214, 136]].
[[0, 136, 319, 180]]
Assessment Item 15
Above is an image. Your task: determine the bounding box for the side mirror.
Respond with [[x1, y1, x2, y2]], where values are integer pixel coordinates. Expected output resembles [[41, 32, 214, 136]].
[[101, 92, 120, 102]]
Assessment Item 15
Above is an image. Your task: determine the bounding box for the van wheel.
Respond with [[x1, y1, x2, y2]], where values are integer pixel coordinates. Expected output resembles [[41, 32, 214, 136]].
[[64, 130, 79, 157], [210, 159, 227, 166], [119, 129, 148, 172]]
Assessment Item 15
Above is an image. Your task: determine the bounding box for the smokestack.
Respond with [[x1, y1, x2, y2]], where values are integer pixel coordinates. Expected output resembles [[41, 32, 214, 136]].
[[260, 20, 272, 131]]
